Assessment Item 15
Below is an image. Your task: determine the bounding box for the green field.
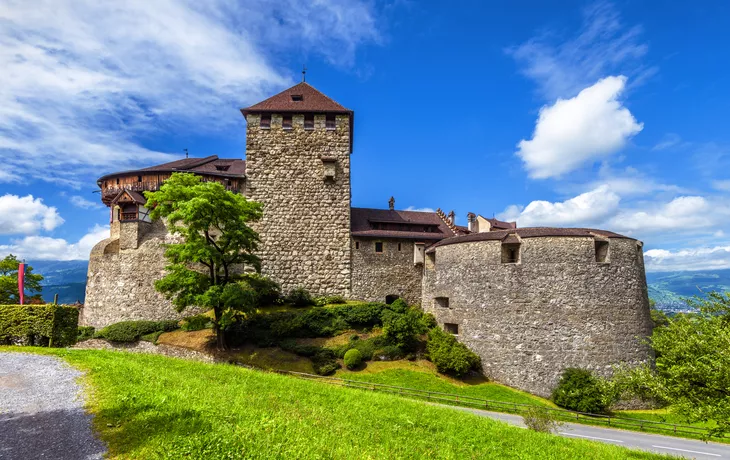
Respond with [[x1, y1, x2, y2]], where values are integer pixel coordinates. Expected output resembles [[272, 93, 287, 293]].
[[4, 347, 670, 459]]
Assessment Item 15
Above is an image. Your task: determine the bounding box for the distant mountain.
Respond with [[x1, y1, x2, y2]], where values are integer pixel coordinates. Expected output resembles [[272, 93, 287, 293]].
[[26, 260, 89, 304], [647, 269, 730, 313]]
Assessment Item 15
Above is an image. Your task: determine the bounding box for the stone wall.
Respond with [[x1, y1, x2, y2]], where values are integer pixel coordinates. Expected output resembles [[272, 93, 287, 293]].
[[82, 220, 193, 328], [351, 238, 424, 305], [245, 113, 352, 296], [422, 236, 653, 398]]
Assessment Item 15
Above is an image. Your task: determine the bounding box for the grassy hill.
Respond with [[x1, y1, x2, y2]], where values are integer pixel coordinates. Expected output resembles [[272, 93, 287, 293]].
[[11, 348, 669, 459], [647, 269, 730, 312]]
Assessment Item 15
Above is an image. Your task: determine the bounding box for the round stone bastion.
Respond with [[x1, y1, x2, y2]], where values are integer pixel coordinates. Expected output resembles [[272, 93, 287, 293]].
[[421, 228, 654, 398]]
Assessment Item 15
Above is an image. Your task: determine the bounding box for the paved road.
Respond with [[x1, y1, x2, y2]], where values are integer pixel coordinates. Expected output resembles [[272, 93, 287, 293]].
[[445, 404, 730, 459], [0, 352, 105, 460]]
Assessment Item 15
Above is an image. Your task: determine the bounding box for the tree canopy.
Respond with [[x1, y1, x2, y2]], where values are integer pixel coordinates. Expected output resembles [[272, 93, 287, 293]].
[[623, 292, 730, 436], [0, 254, 44, 304], [144, 173, 264, 349]]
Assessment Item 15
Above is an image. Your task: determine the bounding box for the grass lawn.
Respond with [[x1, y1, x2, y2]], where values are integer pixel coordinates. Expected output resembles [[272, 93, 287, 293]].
[[4, 347, 670, 459]]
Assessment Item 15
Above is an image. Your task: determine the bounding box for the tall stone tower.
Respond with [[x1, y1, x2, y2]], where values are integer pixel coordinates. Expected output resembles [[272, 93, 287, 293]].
[[242, 82, 353, 296]]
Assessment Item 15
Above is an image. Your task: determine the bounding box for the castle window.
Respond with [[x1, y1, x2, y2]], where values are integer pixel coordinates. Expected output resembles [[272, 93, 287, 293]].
[[137, 175, 142, 183], [260, 114, 271, 129], [444, 323, 459, 335], [435, 297, 449, 309], [326, 114, 336, 130], [116, 178, 119, 185], [226, 179, 232, 186], [282, 115, 292, 130], [501, 243, 521, 264], [215, 165, 230, 172], [398, 243, 402, 251], [385, 295, 399, 305], [355, 241, 360, 250], [375, 242, 383, 253], [291, 94, 303, 102], [304, 114, 314, 130], [595, 240, 610, 263]]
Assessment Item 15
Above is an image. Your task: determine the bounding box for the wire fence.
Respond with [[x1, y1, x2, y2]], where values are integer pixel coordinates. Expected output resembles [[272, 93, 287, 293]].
[[277, 370, 726, 441]]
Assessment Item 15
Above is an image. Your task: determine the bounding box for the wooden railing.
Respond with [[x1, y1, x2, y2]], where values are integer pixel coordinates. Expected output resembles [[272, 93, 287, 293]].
[[120, 212, 138, 221], [277, 370, 726, 441]]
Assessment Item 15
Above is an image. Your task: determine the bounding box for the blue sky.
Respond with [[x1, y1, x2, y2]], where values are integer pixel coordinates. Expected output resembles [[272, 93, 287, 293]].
[[0, 0, 728, 272]]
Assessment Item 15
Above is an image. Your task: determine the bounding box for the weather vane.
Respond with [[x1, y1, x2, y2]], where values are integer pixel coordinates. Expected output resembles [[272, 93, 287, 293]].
[[302, 65, 307, 82]]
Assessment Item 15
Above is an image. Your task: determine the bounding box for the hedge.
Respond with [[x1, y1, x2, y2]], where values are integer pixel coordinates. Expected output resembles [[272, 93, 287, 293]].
[[0, 304, 79, 347], [94, 320, 180, 342]]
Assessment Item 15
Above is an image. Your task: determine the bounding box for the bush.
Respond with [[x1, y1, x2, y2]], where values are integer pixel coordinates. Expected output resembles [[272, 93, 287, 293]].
[[373, 345, 404, 361], [77, 326, 95, 342], [426, 328, 480, 376], [389, 298, 408, 313], [0, 304, 79, 347], [522, 406, 563, 433], [240, 273, 281, 306], [344, 349, 363, 369], [324, 295, 347, 305], [312, 349, 340, 375], [181, 314, 212, 331], [382, 308, 428, 351], [140, 331, 164, 344], [278, 339, 322, 357], [95, 320, 179, 343], [551, 368, 610, 414], [286, 287, 315, 307], [333, 302, 386, 327]]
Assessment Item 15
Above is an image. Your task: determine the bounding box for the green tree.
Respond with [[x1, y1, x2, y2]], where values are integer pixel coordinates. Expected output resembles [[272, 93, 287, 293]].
[[0, 254, 44, 304], [145, 173, 264, 349], [622, 292, 730, 436], [649, 298, 670, 329]]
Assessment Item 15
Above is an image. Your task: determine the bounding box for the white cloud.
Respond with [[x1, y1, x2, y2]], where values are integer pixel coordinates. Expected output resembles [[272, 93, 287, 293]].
[[652, 133, 682, 151], [0, 0, 380, 183], [508, 1, 655, 100], [712, 180, 730, 192], [645, 246, 730, 272], [0, 224, 109, 261], [0, 194, 64, 235], [70, 195, 103, 209], [516, 76, 643, 179], [609, 196, 717, 234], [405, 206, 435, 213], [498, 185, 620, 227]]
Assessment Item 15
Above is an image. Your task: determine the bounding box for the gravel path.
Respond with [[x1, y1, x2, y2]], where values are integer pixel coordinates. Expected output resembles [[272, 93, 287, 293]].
[[0, 352, 106, 460]]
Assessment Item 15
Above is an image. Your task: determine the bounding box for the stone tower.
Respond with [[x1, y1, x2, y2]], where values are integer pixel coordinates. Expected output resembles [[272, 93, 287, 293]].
[[241, 82, 353, 296]]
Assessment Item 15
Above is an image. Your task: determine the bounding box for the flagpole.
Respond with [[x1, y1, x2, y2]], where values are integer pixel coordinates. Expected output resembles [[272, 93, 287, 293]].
[[18, 260, 25, 305]]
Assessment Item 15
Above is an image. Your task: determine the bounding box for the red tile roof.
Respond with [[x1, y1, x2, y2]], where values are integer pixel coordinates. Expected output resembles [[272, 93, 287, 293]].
[[241, 82, 351, 114], [97, 155, 245, 183], [485, 217, 516, 230], [351, 207, 457, 240]]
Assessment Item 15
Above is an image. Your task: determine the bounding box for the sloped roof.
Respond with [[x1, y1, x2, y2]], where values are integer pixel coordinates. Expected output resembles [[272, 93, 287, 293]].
[[484, 216, 517, 230], [110, 189, 146, 205], [97, 155, 245, 183], [351, 207, 457, 241], [241, 82, 351, 114], [428, 227, 636, 251]]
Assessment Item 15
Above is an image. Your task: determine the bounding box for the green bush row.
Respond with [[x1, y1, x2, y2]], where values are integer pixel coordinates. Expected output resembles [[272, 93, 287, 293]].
[[551, 368, 611, 414], [94, 320, 179, 342], [77, 326, 95, 341], [0, 304, 78, 347]]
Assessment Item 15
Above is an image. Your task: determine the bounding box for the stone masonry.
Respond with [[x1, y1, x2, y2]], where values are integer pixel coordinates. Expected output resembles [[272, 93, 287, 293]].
[[422, 235, 654, 397], [351, 238, 424, 305], [244, 113, 352, 296]]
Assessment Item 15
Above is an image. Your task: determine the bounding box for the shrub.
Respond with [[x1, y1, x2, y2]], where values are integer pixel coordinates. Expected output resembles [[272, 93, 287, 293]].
[[278, 339, 322, 357], [324, 295, 347, 305], [551, 368, 610, 414], [286, 287, 315, 307], [389, 298, 408, 313], [344, 349, 363, 369], [240, 273, 281, 306], [522, 407, 563, 433], [0, 304, 78, 347], [333, 335, 381, 360], [374, 345, 404, 361], [77, 326, 95, 342], [382, 308, 428, 351], [140, 331, 164, 344], [426, 328, 480, 376], [312, 349, 340, 375], [95, 320, 179, 343], [333, 302, 386, 327], [181, 314, 212, 331]]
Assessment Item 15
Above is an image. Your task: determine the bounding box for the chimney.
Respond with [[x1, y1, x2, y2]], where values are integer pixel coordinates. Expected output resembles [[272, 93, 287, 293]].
[[447, 210, 455, 224], [467, 212, 476, 232], [388, 196, 395, 211]]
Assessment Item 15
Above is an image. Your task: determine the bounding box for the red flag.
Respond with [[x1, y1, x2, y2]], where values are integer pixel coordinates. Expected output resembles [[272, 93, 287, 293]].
[[18, 263, 25, 305]]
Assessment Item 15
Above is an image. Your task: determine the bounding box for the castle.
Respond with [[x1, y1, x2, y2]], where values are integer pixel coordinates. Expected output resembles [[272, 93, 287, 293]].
[[84, 82, 653, 397]]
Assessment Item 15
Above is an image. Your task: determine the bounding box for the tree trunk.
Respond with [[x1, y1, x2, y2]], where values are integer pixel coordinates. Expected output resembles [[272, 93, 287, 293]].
[[213, 306, 227, 350]]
